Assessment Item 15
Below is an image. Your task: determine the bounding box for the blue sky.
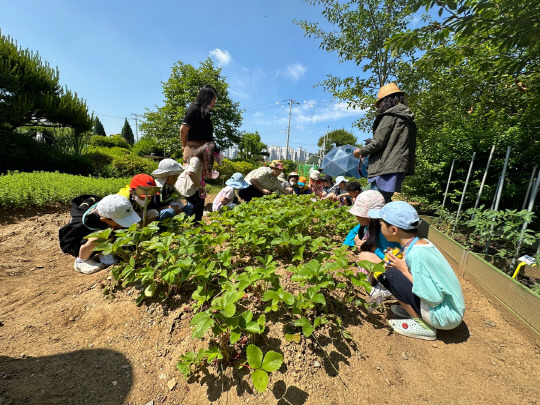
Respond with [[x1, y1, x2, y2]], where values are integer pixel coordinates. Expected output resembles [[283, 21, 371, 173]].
[[1, 0, 373, 154]]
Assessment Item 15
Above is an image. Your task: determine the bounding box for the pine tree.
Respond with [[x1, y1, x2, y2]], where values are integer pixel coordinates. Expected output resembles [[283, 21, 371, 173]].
[[121, 118, 135, 145], [93, 117, 106, 136], [0, 30, 93, 133]]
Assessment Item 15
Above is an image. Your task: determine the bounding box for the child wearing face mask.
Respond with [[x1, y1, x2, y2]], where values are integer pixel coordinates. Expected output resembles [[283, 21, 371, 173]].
[[287, 172, 299, 188], [117, 174, 161, 225]]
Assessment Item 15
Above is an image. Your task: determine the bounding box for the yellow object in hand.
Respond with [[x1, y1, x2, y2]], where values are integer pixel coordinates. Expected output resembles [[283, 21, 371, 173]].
[[384, 247, 403, 264]]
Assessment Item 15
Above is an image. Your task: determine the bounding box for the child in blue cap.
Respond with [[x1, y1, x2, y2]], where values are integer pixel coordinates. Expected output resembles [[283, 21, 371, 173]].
[[212, 172, 249, 212], [368, 201, 465, 340]]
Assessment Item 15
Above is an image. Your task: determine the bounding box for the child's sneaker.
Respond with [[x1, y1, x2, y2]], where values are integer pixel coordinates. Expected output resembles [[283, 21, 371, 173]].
[[388, 318, 436, 341], [390, 304, 411, 318], [367, 282, 393, 303], [99, 253, 118, 266], [74, 258, 105, 274]]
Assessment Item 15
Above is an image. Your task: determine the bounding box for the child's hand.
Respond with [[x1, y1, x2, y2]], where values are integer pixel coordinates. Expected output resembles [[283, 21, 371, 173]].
[[386, 249, 408, 274]]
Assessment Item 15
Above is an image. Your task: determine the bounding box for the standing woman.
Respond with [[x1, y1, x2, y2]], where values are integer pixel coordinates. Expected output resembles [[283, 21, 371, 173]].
[[175, 141, 217, 222], [353, 83, 417, 203], [180, 85, 218, 162]]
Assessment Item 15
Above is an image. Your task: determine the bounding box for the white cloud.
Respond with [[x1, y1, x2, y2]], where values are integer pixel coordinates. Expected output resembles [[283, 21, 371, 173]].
[[283, 63, 307, 81], [229, 66, 267, 99], [209, 48, 232, 66], [294, 101, 364, 125]]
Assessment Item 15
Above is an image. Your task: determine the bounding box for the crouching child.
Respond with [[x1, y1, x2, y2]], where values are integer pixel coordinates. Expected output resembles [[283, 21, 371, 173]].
[[368, 201, 465, 340], [59, 194, 141, 274]]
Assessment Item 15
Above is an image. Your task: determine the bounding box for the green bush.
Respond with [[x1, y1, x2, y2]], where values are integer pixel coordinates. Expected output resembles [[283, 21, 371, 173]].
[[0, 131, 94, 175], [100, 154, 158, 178], [131, 137, 164, 157], [218, 159, 256, 181], [90, 134, 131, 149], [0, 171, 130, 208]]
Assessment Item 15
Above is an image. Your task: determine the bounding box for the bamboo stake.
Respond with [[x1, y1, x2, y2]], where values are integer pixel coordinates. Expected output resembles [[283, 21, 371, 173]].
[[442, 159, 456, 209], [474, 145, 496, 209], [512, 174, 540, 266], [485, 146, 511, 253], [452, 153, 476, 235], [522, 166, 538, 210]]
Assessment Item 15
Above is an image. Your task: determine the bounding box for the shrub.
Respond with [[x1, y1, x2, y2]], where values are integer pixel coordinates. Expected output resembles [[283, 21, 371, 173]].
[[0, 171, 130, 208], [0, 131, 94, 175], [90, 134, 131, 149], [131, 137, 164, 157], [100, 154, 158, 178], [218, 159, 256, 181]]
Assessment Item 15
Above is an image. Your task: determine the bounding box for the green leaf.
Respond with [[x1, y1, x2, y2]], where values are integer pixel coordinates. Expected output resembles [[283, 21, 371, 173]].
[[230, 329, 242, 344], [190, 312, 214, 339], [294, 317, 314, 337], [251, 369, 269, 394], [246, 344, 263, 369], [144, 282, 156, 297], [261, 351, 283, 372], [262, 290, 278, 302], [284, 333, 301, 343], [311, 293, 326, 305]]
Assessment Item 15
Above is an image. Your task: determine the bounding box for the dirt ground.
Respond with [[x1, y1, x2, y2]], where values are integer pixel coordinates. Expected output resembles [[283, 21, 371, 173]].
[[1, 208, 539, 405]]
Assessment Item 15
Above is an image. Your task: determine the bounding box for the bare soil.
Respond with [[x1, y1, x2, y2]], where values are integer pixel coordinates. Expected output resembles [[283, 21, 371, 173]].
[[1, 208, 539, 405]]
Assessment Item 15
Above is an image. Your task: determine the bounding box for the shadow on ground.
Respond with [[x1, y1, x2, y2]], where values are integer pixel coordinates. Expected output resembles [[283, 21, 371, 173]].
[[0, 349, 132, 405]]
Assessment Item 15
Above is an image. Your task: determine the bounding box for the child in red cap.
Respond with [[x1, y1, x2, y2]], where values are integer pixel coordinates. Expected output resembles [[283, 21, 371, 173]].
[[118, 174, 160, 225]]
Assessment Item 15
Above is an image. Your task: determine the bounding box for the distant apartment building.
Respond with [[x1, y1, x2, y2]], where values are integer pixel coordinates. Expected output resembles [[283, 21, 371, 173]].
[[224, 144, 309, 162], [264, 145, 308, 162], [223, 146, 239, 159]]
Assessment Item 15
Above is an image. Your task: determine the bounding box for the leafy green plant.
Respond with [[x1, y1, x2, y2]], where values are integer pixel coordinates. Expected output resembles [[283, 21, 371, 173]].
[[245, 344, 283, 393]]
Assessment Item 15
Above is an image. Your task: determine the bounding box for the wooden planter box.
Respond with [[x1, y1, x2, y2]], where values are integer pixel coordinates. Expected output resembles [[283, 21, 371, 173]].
[[419, 216, 540, 335]]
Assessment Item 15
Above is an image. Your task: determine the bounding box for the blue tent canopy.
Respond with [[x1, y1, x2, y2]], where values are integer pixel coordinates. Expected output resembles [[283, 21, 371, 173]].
[[320, 144, 361, 178]]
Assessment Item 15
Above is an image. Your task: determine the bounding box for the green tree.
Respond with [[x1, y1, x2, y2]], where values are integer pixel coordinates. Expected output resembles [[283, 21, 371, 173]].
[[398, 43, 540, 209], [317, 129, 357, 154], [93, 117, 106, 136], [296, 0, 414, 125], [140, 58, 243, 157], [121, 118, 135, 146], [390, 0, 539, 81], [238, 131, 267, 161], [0, 31, 93, 134]]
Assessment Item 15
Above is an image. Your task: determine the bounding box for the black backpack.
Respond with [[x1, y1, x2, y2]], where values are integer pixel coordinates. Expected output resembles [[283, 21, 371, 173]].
[[58, 195, 103, 257]]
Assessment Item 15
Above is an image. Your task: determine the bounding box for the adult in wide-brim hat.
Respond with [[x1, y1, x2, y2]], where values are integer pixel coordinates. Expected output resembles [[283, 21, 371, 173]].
[[268, 160, 284, 169], [354, 82, 417, 204], [374, 83, 404, 107]]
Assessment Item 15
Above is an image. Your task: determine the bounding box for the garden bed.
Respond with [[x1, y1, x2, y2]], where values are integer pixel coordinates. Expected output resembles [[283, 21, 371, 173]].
[[420, 216, 540, 335]]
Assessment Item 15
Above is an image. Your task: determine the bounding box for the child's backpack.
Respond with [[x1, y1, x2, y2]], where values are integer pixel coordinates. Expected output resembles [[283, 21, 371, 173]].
[[58, 195, 102, 257]]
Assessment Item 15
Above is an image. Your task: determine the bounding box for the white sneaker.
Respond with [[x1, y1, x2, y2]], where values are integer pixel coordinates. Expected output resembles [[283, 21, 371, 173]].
[[74, 258, 105, 274], [99, 253, 118, 266], [367, 282, 394, 303]]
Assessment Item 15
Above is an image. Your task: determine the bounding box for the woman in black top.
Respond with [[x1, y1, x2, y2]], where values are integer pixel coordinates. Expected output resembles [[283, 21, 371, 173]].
[[180, 85, 217, 161]]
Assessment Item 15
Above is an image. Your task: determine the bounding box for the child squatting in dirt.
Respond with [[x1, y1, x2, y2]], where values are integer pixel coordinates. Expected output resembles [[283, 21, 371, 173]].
[[59, 194, 141, 274], [369, 201, 466, 340]]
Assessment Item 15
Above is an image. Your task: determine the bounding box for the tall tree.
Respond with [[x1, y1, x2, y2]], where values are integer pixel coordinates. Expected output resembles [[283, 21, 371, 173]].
[[296, 0, 414, 125], [121, 118, 135, 146], [140, 58, 243, 157], [238, 131, 267, 161], [93, 117, 106, 136], [0, 31, 93, 134], [317, 129, 357, 154]]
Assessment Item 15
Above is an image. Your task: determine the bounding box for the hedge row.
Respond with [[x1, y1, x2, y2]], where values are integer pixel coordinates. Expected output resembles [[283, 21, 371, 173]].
[[0, 171, 130, 208]]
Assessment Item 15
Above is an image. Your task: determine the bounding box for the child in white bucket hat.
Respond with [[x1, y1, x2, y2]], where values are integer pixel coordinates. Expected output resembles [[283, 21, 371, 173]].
[[212, 172, 249, 212], [59, 194, 140, 274], [151, 159, 193, 219]]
